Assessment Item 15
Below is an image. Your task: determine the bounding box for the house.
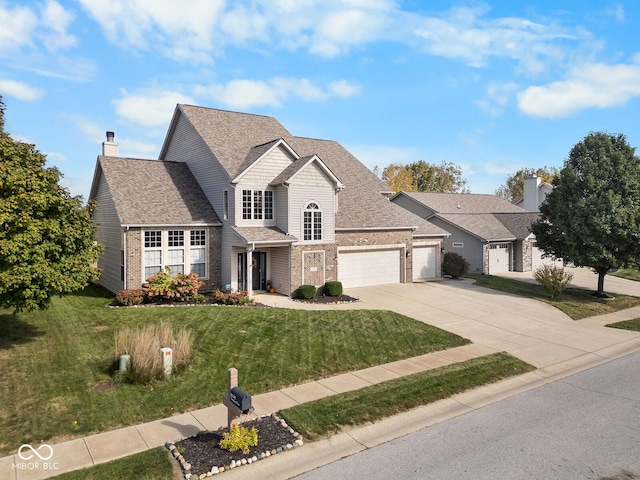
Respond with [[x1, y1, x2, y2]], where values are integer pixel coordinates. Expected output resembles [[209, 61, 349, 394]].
[[390, 191, 558, 274], [89, 105, 450, 297]]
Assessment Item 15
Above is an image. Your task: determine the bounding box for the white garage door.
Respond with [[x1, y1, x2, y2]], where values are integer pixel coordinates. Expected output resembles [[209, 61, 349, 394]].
[[413, 246, 437, 280], [338, 249, 402, 288], [532, 243, 562, 270], [489, 243, 510, 273]]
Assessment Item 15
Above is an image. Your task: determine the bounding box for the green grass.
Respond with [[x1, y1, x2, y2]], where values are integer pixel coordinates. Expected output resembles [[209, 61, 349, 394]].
[[50, 447, 174, 480], [611, 268, 640, 282], [279, 352, 535, 440], [606, 318, 640, 331], [0, 285, 469, 455], [468, 274, 640, 320]]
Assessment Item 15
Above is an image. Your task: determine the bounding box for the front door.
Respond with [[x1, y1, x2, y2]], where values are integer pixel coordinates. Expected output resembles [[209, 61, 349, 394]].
[[238, 252, 267, 291]]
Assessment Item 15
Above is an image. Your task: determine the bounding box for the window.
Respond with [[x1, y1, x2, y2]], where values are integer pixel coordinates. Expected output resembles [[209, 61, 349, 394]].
[[303, 202, 322, 241], [190, 230, 206, 278], [143, 229, 208, 281], [242, 190, 252, 219], [223, 190, 229, 220], [264, 191, 273, 220], [144, 231, 162, 279], [241, 189, 273, 220]]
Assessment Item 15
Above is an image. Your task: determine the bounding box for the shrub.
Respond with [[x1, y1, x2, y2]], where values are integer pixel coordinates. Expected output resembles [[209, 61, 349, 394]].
[[442, 252, 469, 278], [324, 281, 343, 297], [219, 425, 259, 454], [533, 264, 574, 298], [296, 285, 317, 299], [142, 267, 204, 302], [114, 322, 193, 384], [114, 289, 145, 306], [212, 289, 254, 306]]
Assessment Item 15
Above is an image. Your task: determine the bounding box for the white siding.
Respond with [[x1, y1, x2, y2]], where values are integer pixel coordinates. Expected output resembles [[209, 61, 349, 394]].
[[240, 146, 294, 183], [93, 175, 123, 293], [269, 248, 291, 295], [288, 185, 335, 243]]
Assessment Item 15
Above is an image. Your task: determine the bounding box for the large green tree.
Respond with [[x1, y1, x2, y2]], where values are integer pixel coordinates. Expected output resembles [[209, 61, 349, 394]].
[[0, 99, 102, 312], [382, 160, 468, 193], [495, 166, 558, 202], [531, 132, 640, 297]]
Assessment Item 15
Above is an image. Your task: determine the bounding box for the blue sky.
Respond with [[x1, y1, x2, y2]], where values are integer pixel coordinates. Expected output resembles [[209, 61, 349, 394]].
[[1, 0, 639, 201]]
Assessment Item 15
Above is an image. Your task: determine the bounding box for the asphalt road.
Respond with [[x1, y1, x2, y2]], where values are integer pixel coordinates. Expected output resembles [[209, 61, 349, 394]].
[[294, 351, 640, 480]]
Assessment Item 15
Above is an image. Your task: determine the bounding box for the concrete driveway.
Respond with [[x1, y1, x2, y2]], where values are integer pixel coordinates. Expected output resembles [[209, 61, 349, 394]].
[[258, 276, 640, 370]]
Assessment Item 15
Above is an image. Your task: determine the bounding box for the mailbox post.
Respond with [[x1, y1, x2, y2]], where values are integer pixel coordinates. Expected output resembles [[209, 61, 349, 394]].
[[222, 368, 252, 430]]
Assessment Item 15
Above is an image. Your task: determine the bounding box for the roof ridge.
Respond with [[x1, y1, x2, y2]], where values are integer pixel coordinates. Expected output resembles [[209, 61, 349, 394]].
[[179, 104, 276, 120]]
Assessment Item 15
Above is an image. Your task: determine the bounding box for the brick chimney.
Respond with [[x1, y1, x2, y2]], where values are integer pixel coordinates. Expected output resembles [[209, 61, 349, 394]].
[[102, 131, 118, 157]]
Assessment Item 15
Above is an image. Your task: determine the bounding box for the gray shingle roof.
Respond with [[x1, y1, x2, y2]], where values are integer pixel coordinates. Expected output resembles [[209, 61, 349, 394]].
[[399, 191, 526, 214], [494, 212, 541, 240], [177, 105, 448, 237], [436, 212, 541, 241], [96, 157, 220, 226], [232, 226, 297, 244]]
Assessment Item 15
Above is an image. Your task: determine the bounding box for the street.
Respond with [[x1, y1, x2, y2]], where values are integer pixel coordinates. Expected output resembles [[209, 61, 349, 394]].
[[294, 351, 640, 480]]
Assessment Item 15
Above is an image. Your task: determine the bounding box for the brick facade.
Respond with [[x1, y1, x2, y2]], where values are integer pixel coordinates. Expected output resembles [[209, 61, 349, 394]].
[[336, 229, 414, 282], [290, 243, 338, 293]]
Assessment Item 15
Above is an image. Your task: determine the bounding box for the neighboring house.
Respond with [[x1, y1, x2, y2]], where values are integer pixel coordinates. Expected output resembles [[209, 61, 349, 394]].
[[89, 105, 449, 297], [390, 191, 557, 274], [514, 175, 553, 212]]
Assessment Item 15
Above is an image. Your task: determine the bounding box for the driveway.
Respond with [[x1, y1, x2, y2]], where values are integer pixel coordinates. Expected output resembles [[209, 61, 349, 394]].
[[257, 277, 640, 370]]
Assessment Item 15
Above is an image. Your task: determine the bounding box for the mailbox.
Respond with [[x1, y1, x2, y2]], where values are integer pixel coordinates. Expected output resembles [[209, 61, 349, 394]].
[[229, 387, 252, 413]]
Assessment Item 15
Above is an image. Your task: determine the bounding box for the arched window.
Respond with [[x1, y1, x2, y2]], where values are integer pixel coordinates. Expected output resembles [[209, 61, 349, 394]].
[[303, 202, 322, 241]]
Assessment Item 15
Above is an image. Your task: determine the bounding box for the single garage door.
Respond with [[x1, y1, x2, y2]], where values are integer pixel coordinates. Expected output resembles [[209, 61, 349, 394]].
[[488, 243, 510, 273], [532, 242, 562, 270], [338, 248, 402, 288], [413, 246, 437, 280]]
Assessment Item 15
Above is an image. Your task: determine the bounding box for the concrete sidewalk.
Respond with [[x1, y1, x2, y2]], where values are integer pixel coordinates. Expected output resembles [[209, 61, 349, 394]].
[[3, 277, 640, 479]]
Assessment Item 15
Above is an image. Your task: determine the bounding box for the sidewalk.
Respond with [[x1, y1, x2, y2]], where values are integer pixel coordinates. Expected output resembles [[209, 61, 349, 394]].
[[3, 278, 640, 479]]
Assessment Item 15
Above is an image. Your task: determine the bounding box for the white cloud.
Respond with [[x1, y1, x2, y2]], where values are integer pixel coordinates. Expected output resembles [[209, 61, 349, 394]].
[[0, 1, 76, 55], [328, 80, 361, 97], [39, 0, 77, 51], [518, 60, 640, 118], [475, 81, 518, 116], [605, 4, 625, 23], [413, 5, 583, 74], [0, 79, 43, 101], [0, 3, 38, 53], [197, 77, 359, 109], [113, 89, 195, 126]]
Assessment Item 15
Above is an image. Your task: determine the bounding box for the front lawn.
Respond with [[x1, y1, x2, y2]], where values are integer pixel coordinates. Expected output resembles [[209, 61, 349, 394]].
[[611, 268, 640, 282], [606, 318, 640, 332], [468, 275, 640, 320], [279, 352, 534, 440], [0, 285, 468, 455]]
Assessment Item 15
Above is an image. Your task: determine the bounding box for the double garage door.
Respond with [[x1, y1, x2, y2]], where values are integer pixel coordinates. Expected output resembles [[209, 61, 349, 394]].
[[338, 246, 438, 288], [338, 248, 402, 288]]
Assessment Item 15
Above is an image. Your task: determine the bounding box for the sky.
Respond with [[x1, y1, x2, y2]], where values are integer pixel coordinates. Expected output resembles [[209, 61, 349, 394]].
[[1, 0, 639, 202]]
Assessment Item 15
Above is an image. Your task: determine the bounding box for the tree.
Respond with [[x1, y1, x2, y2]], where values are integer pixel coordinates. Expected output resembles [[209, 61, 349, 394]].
[[382, 160, 469, 193], [381, 163, 415, 192], [495, 166, 558, 202], [0, 98, 102, 312], [531, 132, 640, 297]]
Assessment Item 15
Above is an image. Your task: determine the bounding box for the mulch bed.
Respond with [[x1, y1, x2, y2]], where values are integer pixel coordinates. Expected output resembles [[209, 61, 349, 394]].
[[169, 415, 301, 477], [293, 294, 359, 304]]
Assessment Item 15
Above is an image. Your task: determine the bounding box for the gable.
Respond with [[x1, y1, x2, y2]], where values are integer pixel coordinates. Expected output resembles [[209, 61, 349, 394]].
[[235, 143, 296, 184]]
